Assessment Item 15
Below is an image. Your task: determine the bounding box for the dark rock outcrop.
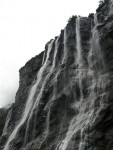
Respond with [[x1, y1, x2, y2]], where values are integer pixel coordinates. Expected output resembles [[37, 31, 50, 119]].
[[1, 0, 113, 149]]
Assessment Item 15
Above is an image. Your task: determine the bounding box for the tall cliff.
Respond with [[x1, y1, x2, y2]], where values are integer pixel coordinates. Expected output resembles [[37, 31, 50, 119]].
[[1, 0, 113, 149]]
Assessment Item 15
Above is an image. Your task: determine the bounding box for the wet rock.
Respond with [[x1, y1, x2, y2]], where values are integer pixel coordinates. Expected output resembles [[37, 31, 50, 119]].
[[1, 0, 113, 150], [0, 108, 8, 136]]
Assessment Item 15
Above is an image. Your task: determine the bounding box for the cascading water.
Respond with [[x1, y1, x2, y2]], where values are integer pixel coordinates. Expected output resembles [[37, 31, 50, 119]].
[[88, 14, 104, 72], [1, 2, 113, 148], [76, 17, 82, 66], [3, 40, 54, 150], [58, 14, 106, 150], [42, 50, 46, 66], [2, 109, 12, 136], [62, 28, 67, 64], [24, 37, 59, 147], [58, 16, 83, 150]]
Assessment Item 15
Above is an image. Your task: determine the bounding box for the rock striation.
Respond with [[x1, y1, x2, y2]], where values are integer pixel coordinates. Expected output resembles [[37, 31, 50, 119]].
[[1, 0, 113, 149]]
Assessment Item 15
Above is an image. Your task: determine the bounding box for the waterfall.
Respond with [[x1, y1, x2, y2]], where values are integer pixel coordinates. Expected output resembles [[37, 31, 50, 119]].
[[76, 17, 82, 67], [24, 37, 59, 146], [2, 11, 110, 150], [42, 51, 46, 66], [76, 17, 84, 101], [88, 14, 104, 73], [62, 28, 67, 64], [58, 14, 106, 150], [58, 16, 83, 150], [2, 109, 12, 136], [3, 40, 54, 150]]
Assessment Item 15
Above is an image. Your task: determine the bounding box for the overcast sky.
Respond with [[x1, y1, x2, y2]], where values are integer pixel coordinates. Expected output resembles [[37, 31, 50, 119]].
[[0, 0, 99, 108]]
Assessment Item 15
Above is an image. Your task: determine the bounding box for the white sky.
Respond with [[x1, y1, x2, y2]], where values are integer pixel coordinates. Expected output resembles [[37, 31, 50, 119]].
[[0, 0, 99, 108]]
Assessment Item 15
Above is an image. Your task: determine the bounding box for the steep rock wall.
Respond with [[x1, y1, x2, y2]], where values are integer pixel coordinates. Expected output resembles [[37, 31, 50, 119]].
[[1, 0, 113, 150]]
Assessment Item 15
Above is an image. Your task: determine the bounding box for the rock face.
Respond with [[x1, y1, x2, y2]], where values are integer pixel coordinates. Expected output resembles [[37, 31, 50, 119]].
[[1, 0, 113, 149], [0, 108, 8, 137]]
